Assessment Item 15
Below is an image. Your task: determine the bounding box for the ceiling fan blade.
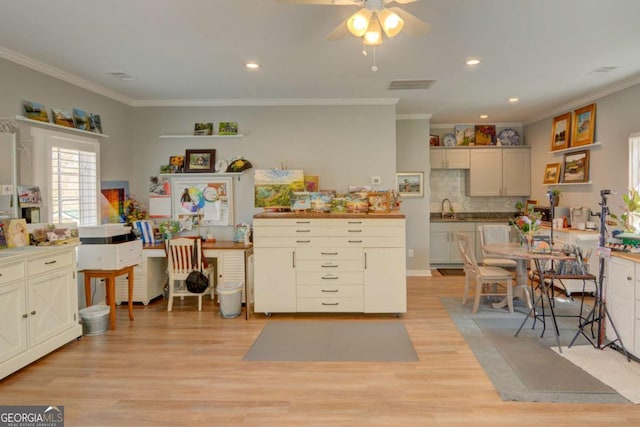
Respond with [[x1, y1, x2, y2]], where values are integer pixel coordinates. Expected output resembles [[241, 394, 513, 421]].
[[388, 6, 431, 36], [276, 0, 361, 5], [326, 17, 351, 40]]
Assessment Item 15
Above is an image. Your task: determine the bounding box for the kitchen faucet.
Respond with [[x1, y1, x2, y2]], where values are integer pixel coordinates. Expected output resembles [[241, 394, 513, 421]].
[[441, 198, 454, 219]]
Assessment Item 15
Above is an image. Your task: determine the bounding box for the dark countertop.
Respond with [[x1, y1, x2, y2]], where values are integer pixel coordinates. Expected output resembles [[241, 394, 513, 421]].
[[430, 212, 516, 223]]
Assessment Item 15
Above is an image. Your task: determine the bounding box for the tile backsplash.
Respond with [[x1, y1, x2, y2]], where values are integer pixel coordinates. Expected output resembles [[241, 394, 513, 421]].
[[430, 169, 523, 213]]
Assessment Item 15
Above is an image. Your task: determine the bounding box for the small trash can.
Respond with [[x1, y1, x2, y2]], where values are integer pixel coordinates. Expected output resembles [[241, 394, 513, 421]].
[[79, 305, 110, 335], [216, 282, 243, 318]]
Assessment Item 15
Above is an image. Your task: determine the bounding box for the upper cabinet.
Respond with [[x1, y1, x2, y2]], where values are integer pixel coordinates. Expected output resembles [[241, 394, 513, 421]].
[[430, 148, 470, 169], [466, 147, 530, 196]]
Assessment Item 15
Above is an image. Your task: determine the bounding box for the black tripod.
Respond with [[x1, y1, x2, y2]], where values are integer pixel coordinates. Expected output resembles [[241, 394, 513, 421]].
[[568, 190, 630, 361]]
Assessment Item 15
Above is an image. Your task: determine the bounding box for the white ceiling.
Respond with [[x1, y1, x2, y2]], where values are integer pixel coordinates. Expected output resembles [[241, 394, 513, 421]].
[[1, 0, 640, 124]]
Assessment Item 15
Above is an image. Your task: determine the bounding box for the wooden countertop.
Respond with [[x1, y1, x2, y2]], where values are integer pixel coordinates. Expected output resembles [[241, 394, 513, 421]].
[[611, 251, 640, 263], [253, 212, 405, 219]]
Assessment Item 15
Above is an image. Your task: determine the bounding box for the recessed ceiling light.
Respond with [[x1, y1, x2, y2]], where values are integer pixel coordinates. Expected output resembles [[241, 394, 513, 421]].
[[508, 97, 520, 103], [480, 114, 489, 119], [246, 62, 260, 69], [465, 58, 480, 66]]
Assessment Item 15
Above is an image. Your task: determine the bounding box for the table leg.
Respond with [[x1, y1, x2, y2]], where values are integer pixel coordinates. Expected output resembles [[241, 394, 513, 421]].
[[106, 276, 116, 330], [84, 274, 92, 307], [127, 267, 135, 321]]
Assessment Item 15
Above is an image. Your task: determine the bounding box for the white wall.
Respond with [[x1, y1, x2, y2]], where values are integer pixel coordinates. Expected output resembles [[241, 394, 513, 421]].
[[396, 118, 430, 273], [129, 105, 398, 240], [524, 82, 640, 219]]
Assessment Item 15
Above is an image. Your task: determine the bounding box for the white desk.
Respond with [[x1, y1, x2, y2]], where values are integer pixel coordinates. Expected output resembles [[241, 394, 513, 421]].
[[115, 241, 253, 318]]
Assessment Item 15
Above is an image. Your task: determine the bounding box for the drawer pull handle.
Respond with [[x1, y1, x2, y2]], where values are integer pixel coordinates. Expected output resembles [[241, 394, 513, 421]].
[[296, 229, 311, 233], [321, 264, 338, 268], [348, 229, 362, 233], [628, 276, 633, 281], [348, 240, 362, 243], [30, 310, 36, 315], [347, 221, 362, 224], [296, 221, 311, 224], [44, 260, 57, 265], [322, 302, 339, 306], [321, 289, 339, 293], [22, 313, 28, 318], [322, 276, 338, 280], [296, 240, 311, 243], [321, 252, 338, 255]]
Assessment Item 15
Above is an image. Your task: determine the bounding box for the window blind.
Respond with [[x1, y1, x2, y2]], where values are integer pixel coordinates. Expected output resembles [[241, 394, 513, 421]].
[[51, 146, 98, 226]]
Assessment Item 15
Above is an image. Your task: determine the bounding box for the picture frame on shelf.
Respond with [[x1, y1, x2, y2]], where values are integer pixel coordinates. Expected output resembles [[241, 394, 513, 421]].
[[23, 100, 49, 122], [429, 135, 440, 146], [184, 149, 216, 173], [72, 108, 90, 131], [51, 109, 74, 128], [218, 122, 238, 135], [571, 103, 596, 147], [474, 125, 496, 145], [562, 150, 590, 183], [396, 172, 423, 198], [368, 191, 390, 213], [543, 163, 561, 184], [550, 112, 571, 151], [194, 122, 213, 135], [169, 155, 185, 173], [454, 124, 475, 146], [524, 199, 537, 214], [89, 113, 103, 133]]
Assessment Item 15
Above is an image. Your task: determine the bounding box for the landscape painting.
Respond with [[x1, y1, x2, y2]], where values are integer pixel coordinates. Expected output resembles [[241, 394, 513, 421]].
[[255, 169, 305, 209]]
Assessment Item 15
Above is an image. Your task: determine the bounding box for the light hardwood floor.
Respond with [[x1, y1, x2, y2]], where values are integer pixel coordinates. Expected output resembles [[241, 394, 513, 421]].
[[0, 274, 638, 426]]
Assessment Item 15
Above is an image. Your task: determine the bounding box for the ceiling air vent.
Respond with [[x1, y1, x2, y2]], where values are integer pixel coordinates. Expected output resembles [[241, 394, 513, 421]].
[[588, 66, 618, 74], [107, 71, 137, 81], [388, 80, 435, 90]]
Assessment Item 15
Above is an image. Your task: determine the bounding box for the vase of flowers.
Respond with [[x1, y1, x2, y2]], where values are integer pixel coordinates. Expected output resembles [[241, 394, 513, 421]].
[[511, 212, 542, 251], [123, 195, 148, 226], [158, 220, 180, 240]]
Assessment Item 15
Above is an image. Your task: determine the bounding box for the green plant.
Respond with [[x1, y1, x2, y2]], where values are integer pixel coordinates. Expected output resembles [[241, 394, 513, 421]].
[[515, 201, 523, 211], [611, 189, 640, 232], [550, 187, 561, 197]]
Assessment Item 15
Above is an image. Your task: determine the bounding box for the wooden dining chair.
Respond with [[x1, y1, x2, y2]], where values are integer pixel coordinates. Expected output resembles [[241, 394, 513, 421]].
[[479, 224, 518, 269], [456, 232, 514, 314], [165, 237, 215, 311]]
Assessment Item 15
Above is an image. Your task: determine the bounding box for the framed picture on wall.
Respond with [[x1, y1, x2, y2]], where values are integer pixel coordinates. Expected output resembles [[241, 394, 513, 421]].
[[396, 172, 423, 198], [184, 149, 215, 173], [571, 103, 596, 147], [550, 112, 571, 151], [562, 150, 590, 183], [543, 163, 561, 184]]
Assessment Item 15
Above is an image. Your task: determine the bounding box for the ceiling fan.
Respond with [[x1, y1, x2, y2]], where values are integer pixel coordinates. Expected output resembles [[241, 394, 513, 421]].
[[277, 0, 431, 46]]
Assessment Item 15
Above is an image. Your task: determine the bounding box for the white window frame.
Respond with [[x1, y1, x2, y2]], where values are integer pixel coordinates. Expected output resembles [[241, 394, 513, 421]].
[[629, 132, 640, 231], [29, 127, 101, 226]]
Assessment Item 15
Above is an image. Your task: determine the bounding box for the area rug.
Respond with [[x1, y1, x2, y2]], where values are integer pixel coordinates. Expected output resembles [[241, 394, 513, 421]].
[[437, 268, 465, 276], [553, 345, 640, 403], [441, 296, 629, 403], [243, 321, 419, 362]]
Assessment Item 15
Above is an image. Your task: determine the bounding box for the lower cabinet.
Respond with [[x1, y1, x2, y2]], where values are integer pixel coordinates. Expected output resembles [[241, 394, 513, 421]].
[[429, 222, 475, 265], [115, 250, 167, 305], [1, 246, 82, 380], [253, 216, 406, 314], [605, 256, 638, 358]]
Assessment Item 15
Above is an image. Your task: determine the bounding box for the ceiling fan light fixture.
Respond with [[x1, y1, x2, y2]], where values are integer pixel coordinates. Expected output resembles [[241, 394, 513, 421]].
[[363, 15, 383, 46], [378, 9, 404, 38], [347, 9, 372, 37]]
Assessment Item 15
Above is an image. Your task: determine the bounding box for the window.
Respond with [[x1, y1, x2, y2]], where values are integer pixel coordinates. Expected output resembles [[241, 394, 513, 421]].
[[30, 128, 100, 226], [51, 146, 98, 226], [629, 132, 640, 231]]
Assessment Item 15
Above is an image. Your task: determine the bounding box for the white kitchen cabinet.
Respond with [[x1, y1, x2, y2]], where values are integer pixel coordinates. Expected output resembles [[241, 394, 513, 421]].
[[466, 147, 530, 196], [430, 148, 470, 169], [605, 255, 636, 357], [0, 245, 82, 380], [430, 222, 475, 265], [115, 249, 167, 305], [253, 215, 406, 314]]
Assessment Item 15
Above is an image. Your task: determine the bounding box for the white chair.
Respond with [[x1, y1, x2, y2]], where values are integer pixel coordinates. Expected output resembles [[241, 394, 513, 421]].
[[165, 237, 214, 311], [479, 224, 518, 269], [456, 232, 514, 314]]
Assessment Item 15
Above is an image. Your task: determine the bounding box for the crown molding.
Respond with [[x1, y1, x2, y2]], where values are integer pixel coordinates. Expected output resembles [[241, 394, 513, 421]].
[[396, 113, 433, 120], [430, 122, 523, 129], [130, 98, 399, 107], [523, 72, 640, 125], [0, 46, 133, 105]]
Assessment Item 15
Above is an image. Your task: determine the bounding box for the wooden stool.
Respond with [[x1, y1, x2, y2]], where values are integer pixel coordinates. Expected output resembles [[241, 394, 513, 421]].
[[82, 265, 135, 330]]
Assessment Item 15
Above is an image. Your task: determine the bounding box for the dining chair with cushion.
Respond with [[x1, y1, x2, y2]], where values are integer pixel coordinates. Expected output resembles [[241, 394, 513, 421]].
[[479, 224, 518, 269], [165, 237, 214, 311], [456, 232, 514, 314]]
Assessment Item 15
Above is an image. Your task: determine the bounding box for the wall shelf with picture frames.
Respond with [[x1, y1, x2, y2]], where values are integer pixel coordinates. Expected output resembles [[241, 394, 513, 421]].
[[15, 115, 109, 138], [548, 141, 601, 155], [158, 134, 244, 139]]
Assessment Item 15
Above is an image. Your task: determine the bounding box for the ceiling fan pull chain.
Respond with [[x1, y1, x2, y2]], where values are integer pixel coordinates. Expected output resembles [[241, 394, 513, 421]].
[[371, 45, 378, 72]]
